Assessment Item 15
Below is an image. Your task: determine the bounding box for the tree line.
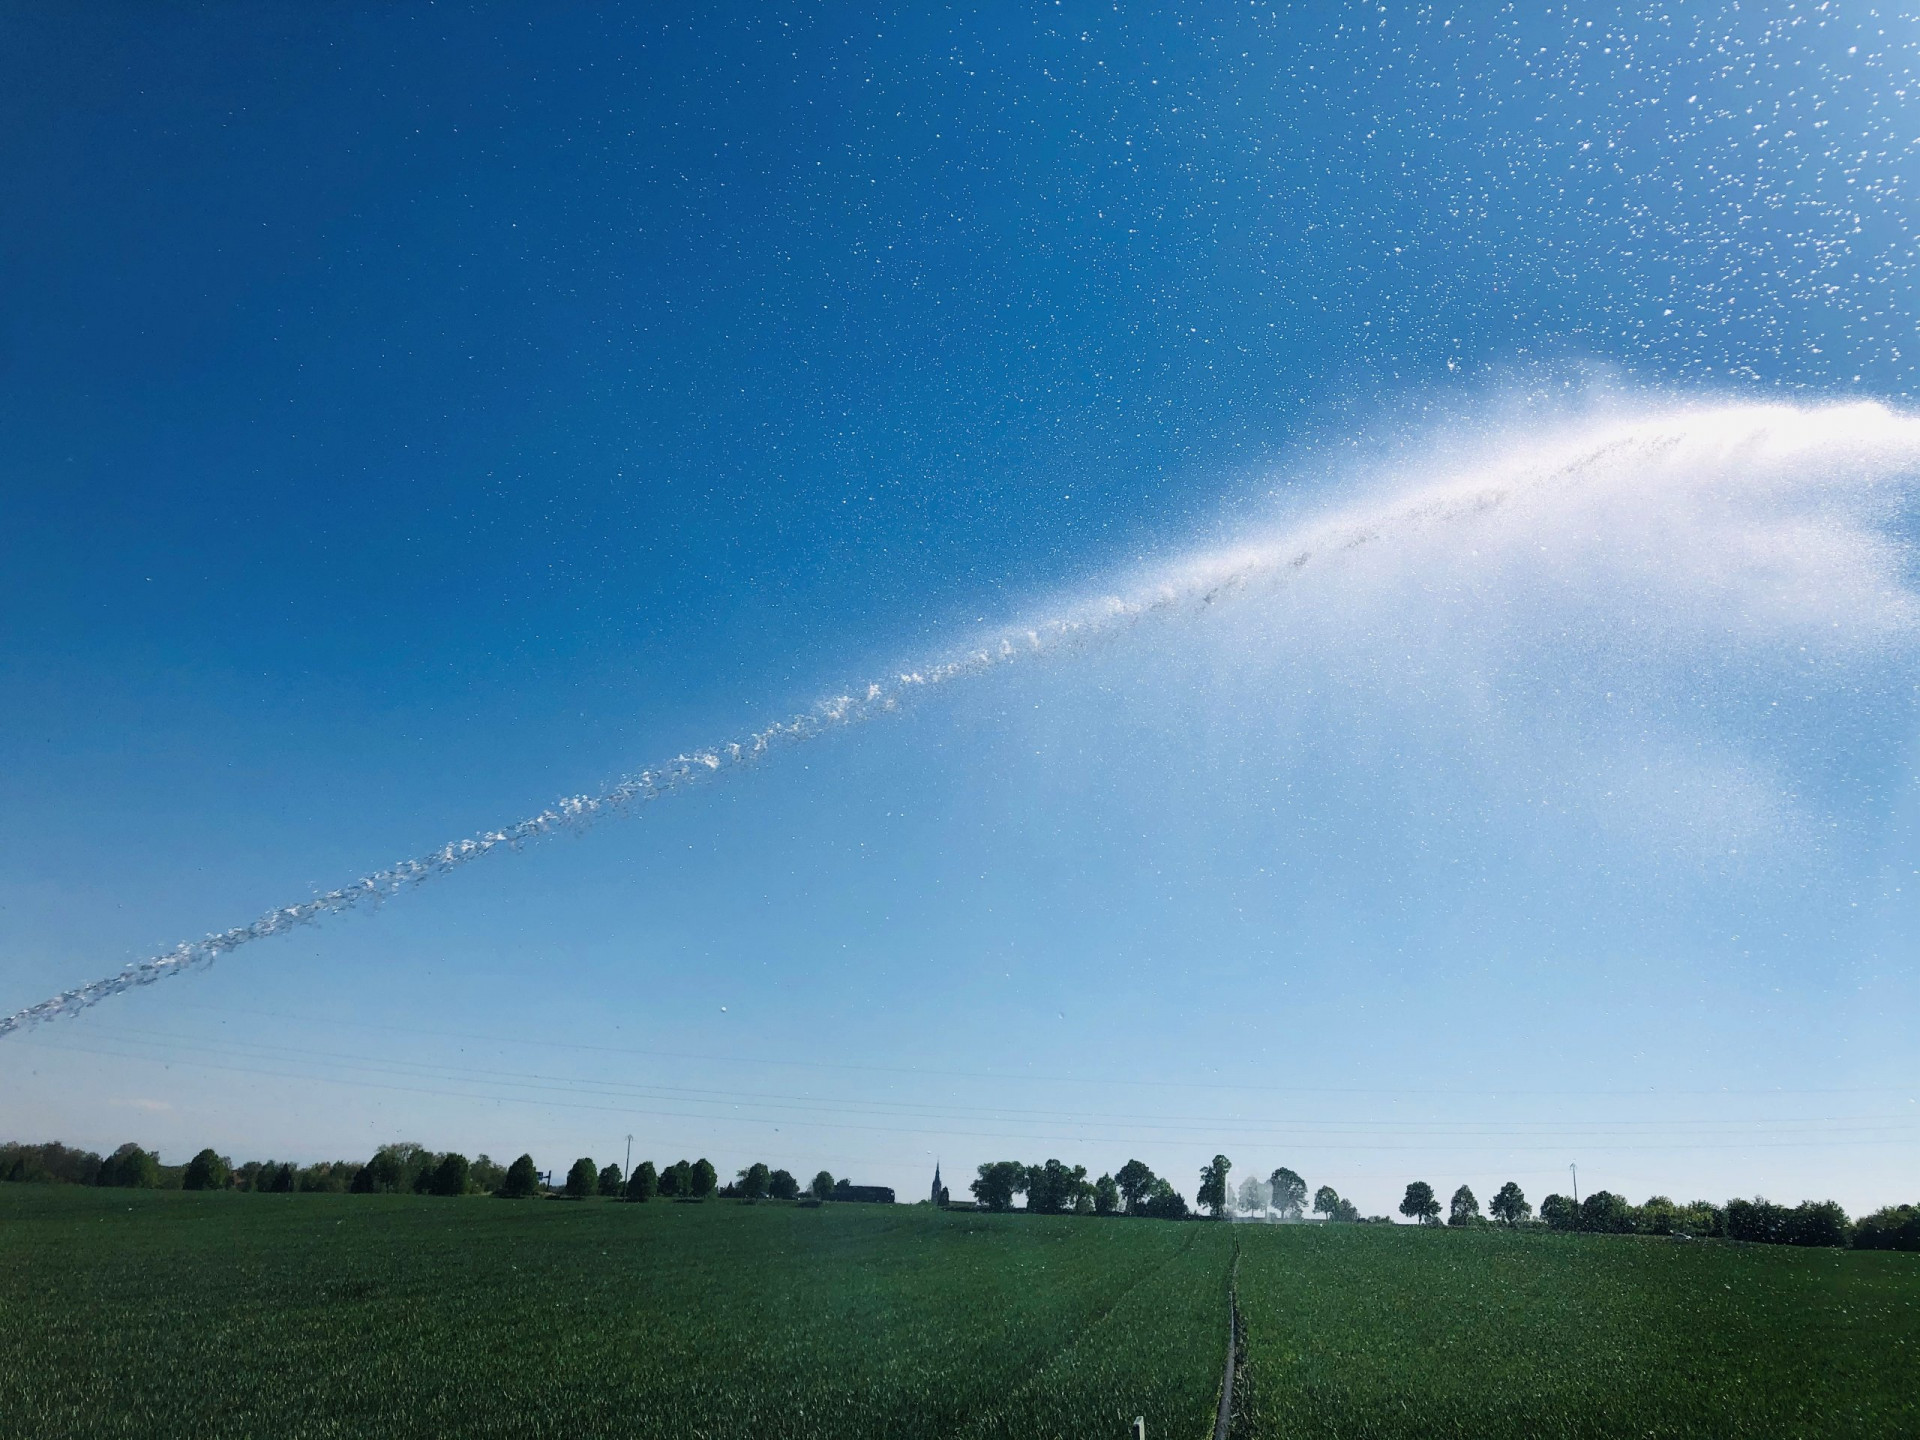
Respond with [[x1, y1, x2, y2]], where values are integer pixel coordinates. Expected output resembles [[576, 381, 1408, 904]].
[[966, 1154, 1376, 1223], [8, 1139, 1915, 1251], [0, 1140, 854, 1207], [1392, 1177, 1918, 1251]]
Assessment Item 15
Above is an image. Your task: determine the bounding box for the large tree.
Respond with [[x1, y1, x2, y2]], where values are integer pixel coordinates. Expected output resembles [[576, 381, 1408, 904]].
[[971, 1161, 1025, 1213], [499, 1154, 541, 1198], [1269, 1167, 1307, 1220], [1142, 1178, 1189, 1220], [1489, 1181, 1530, 1226], [597, 1163, 624, 1198], [429, 1153, 471, 1197], [626, 1161, 658, 1202], [810, 1170, 835, 1201], [97, 1143, 160, 1189], [738, 1162, 772, 1200], [769, 1168, 800, 1201], [690, 1159, 717, 1198], [1024, 1159, 1087, 1215], [1312, 1184, 1341, 1220], [1448, 1184, 1481, 1227], [182, 1149, 231, 1192], [1115, 1159, 1156, 1215], [564, 1158, 598, 1199], [1093, 1173, 1120, 1216], [1198, 1156, 1232, 1219], [1400, 1181, 1440, 1225]]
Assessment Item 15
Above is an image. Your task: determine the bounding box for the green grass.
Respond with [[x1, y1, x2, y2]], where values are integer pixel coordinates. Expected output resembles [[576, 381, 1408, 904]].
[[0, 1186, 1229, 1439], [7, 1189, 1918, 1439], [1233, 1221, 1920, 1439]]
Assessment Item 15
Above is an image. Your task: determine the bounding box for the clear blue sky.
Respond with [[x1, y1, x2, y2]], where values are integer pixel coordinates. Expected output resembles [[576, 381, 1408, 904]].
[[4, 2, 1918, 1215]]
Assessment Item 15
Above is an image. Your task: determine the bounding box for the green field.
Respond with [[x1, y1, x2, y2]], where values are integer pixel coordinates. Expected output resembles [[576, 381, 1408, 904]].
[[2, 1187, 1915, 1439], [1234, 1221, 1920, 1440]]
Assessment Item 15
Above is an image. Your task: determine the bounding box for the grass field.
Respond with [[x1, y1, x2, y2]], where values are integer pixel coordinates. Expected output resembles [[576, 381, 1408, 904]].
[[3, 1187, 1915, 1438]]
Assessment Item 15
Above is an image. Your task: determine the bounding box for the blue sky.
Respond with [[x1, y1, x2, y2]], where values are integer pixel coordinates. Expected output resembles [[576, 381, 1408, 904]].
[[4, 2, 1918, 1214]]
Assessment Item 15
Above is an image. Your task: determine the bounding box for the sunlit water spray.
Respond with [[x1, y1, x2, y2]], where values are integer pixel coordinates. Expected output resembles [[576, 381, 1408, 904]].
[[6, 398, 1919, 1037]]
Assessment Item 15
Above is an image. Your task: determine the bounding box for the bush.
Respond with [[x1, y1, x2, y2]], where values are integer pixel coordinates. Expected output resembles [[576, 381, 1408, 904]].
[[499, 1154, 541, 1199], [182, 1149, 232, 1192], [627, 1161, 658, 1202], [1853, 1204, 1920, 1251]]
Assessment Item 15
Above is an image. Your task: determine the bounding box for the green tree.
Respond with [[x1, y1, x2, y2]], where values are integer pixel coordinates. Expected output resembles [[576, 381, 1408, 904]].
[[1093, 1173, 1120, 1216], [690, 1158, 717, 1198], [768, 1168, 799, 1201], [1400, 1181, 1440, 1225], [1312, 1184, 1341, 1220], [1854, 1204, 1920, 1251], [971, 1161, 1025, 1212], [1539, 1192, 1577, 1229], [1024, 1159, 1087, 1215], [1270, 1167, 1307, 1220], [1579, 1191, 1634, 1234], [810, 1170, 835, 1201], [182, 1148, 232, 1192], [738, 1162, 771, 1200], [499, 1153, 541, 1199], [351, 1147, 405, 1194], [626, 1161, 658, 1202], [428, 1153, 470, 1197], [97, 1143, 160, 1189], [597, 1162, 624, 1198], [1448, 1184, 1481, 1226], [1115, 1159, 1156, 1215], [1142, 1178, 1189, 1220], [1489, 1181, 1530, 1226], [1198, 1155, 1232, 1219], [564, 1158, 597, 1199], [297, 1161, 356, 1193], [469, 1155, 507, 1194]]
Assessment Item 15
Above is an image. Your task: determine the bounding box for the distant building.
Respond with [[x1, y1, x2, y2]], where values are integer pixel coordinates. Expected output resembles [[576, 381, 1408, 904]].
[[831, 1179, 895, 1204], [931, 1162, 950, 1207]]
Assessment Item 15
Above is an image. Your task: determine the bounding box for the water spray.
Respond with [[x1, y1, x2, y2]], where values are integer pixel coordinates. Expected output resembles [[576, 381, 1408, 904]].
[[6, 399, 1916, 1037]]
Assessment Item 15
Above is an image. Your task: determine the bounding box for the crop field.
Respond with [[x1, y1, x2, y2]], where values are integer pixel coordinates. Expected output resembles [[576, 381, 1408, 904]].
[[1232, 1221, 1920, 1439], [3, 1188, 1917, 1439], [0, 1186, 1229, 1439]]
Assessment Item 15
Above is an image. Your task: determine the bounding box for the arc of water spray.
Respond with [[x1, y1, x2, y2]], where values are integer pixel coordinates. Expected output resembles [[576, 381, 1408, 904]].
[[0, 405, 1894, 1037]]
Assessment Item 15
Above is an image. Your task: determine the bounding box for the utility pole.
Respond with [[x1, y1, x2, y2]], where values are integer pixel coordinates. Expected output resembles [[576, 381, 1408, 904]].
[[1570, 1163, 1579, 1206], [625, 1134, 633, 1181]]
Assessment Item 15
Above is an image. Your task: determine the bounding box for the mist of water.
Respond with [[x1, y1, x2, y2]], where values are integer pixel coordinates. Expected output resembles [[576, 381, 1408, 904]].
[[6, 398, 1917, 1037]]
